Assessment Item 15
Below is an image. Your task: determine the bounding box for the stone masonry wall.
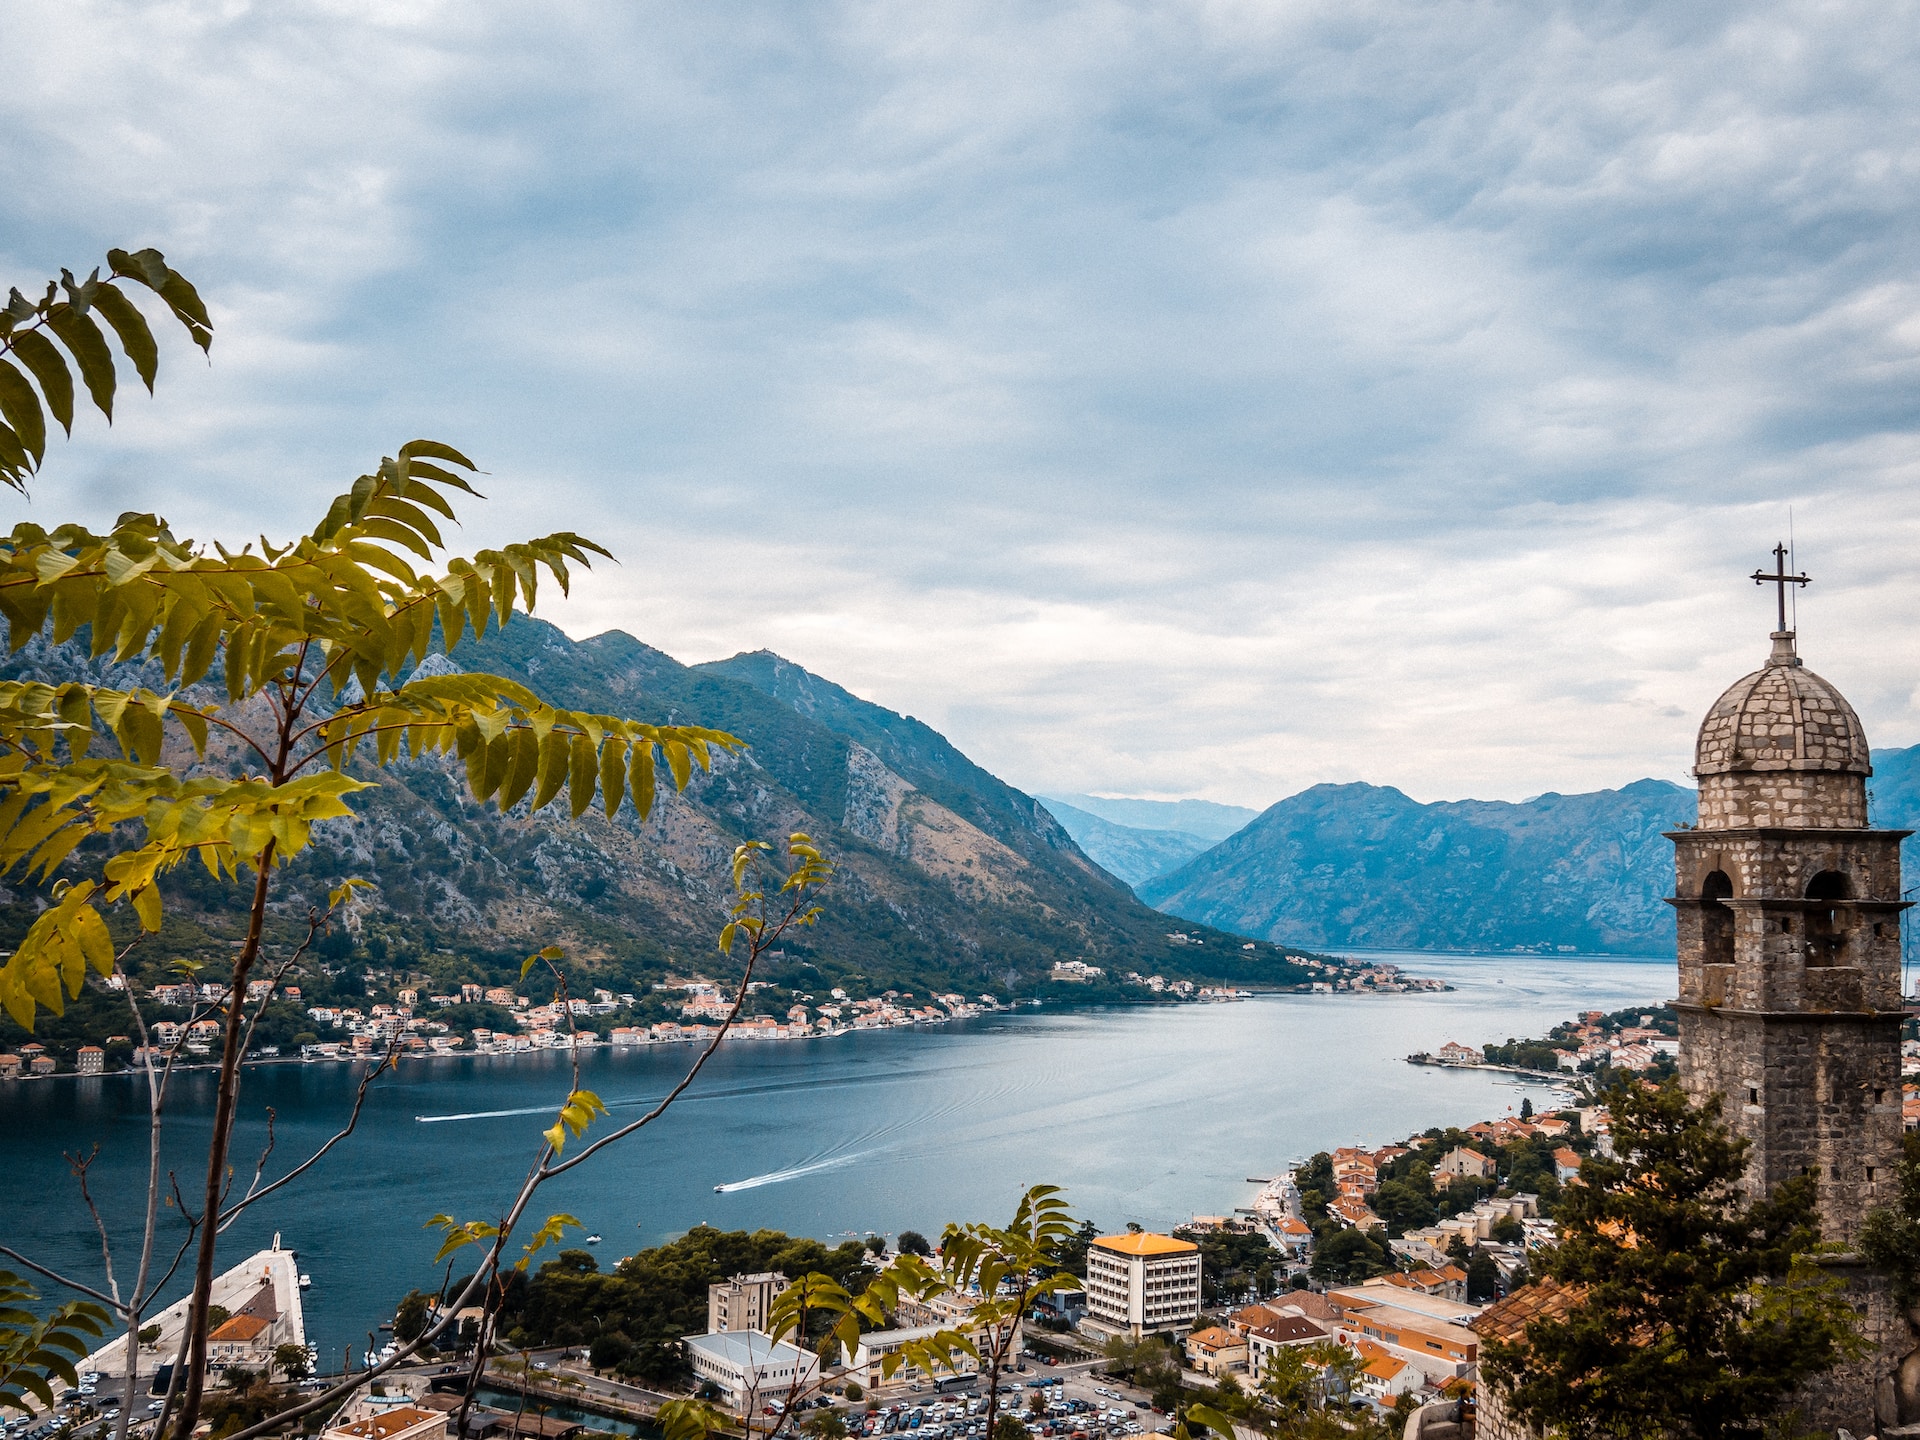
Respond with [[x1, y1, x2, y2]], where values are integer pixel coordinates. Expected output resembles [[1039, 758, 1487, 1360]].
[[1697, 771, 1868, 829]]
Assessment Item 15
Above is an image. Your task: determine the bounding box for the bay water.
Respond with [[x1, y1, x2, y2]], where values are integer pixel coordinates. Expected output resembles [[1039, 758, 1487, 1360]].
[[0, 952, 1670, 1361]]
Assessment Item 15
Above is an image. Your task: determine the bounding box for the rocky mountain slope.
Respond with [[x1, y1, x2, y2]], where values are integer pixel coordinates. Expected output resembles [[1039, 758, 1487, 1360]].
[[0, 618, 1321, 1000], [1139, 758, 1920, 956]]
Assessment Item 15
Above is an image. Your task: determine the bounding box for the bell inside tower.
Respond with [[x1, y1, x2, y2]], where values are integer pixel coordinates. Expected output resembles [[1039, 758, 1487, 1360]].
[[1701, 869, 1734, 967], [1805, 869, 1852, 968]]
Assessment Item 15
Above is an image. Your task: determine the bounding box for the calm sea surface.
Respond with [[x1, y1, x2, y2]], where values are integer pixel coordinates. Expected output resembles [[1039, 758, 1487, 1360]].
[[0, 952, 1671, 1361]]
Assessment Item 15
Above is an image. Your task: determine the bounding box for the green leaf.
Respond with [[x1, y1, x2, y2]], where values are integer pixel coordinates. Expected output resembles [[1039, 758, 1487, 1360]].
[[599, 735, 627, 817], [45, 306, 115, 421], [0, 360, 46, 464], [7, 331, 73, 436], [520, 944, 563, 981], [0, 418, 28, 486], [90, 282, 159, 392]]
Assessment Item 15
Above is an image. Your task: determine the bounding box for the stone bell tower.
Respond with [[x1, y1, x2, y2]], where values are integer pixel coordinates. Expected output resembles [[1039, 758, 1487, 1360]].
[[1668, 550, 1915, 1429], [1669, 551, 1904, 1242]]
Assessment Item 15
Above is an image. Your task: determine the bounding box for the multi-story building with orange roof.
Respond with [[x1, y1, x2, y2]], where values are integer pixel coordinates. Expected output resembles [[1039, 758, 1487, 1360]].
[[1083, 1232, 1200, 1338], [1324, 1285, 1480, 1385]]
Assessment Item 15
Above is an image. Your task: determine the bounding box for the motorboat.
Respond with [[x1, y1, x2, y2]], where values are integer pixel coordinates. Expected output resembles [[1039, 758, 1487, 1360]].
[[298, 1274, 312, 1289], [584, 1234, 602, 1245]]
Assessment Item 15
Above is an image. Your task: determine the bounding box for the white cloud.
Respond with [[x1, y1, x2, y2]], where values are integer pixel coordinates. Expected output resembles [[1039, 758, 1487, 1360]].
[[4, 0, 1920, 808]]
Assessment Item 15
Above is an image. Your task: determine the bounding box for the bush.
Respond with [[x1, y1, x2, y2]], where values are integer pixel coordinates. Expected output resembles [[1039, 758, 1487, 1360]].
[[589, 1333, 633, 1371]]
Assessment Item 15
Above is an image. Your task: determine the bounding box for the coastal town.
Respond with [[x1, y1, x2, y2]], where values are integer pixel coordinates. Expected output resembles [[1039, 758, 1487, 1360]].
[[26, 1067, 1599, 1440], [0, 957, 1440, 1078]]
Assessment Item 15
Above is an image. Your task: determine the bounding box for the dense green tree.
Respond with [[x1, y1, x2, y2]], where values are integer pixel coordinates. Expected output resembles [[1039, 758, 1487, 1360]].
[[1173, 1227, 1274, 1304], [1372, 1178, 1436, 1236], [1464, 1249, 1498, 1303], [392, 1292, 430, 1344], [588, 1333, 632, 1371], [1255, 1344, 1316, 1416], [1308, 1228, 1391, 1284], [1048, 1219, 1099, 1278], [493, 1224, 877, 1385], [1861, 1132, 1920, 1303], [270, 1345, 309, 1383], [1482, 1079, 1864, 1440], [897, 1231, 931, 1258]]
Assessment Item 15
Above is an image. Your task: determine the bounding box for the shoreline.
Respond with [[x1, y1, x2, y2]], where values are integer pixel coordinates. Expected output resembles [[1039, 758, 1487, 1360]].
[[0, 983, 1474, 1084]]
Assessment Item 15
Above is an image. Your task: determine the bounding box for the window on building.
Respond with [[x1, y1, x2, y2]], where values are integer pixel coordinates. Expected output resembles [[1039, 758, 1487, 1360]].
[[1805, 871, 1852, 966], [1701, 870, 1735, 967]]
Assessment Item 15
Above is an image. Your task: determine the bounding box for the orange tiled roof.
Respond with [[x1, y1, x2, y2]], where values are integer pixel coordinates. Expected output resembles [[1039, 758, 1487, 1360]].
[[208, 1314, 269, 1343], [1185, 1327, 1239, 1350], [1470, 1278, 1586, 1346], [1277, 1291, 1340, 1322]]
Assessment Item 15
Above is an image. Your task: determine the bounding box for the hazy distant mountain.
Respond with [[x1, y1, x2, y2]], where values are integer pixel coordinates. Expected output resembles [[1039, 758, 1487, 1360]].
[[1140, 779, 1698, 956], [1138, 751, 1920, 957], [1035, 799, 1212, 887], [1043, 794, 1259, 844], [1870, 745, 1920, 842]]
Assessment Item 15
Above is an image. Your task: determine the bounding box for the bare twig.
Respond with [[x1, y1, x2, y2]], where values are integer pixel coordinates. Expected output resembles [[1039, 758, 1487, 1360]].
[[0, 1246, 117, 1308], [545, 883, 816, 1180], [216, 1047, 397, 1231]]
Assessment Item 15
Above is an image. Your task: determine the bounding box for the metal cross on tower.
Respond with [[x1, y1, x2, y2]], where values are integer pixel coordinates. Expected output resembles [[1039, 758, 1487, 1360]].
[[1751, 542, 1810, 633]]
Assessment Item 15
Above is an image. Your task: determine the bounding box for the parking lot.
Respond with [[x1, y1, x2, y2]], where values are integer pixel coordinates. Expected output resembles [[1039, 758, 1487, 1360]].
[[841, 1354, 1168, 1440], [1, 1373, 166, 1440]]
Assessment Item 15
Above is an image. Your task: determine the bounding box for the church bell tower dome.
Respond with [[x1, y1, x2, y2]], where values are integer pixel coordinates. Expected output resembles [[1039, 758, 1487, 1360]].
[[1693, 630, 1871, 830]]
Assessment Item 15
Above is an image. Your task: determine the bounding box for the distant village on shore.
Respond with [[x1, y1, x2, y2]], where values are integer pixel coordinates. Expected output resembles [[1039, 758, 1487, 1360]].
[[0, 952, 1440, 1078]]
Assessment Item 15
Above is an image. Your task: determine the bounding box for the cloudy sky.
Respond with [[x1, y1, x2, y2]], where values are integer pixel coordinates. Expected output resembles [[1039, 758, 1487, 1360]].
[[5, 1, 1920, 809]]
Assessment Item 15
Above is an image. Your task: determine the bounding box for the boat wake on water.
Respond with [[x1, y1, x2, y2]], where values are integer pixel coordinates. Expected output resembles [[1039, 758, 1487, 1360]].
[[713, 1150, 872, 1193], [415, 1104, 554, 1123], [415, 1093, 670, 1123]]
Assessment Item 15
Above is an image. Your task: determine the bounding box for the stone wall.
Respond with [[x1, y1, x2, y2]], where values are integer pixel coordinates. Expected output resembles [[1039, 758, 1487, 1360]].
[[1679, 1007, 1902, 1244], [1696, 771, 1869, 829]]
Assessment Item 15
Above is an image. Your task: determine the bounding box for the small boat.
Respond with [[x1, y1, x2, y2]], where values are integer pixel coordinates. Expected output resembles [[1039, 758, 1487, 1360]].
[[298, 1274, 312, 1289], [714, 1185, 724, 1192], [584, 1234, 602, 1245]]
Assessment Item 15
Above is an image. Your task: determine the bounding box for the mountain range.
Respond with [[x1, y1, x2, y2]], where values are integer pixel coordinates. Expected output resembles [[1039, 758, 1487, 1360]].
[[0, 617, 1318, 1002], [11, 611, 1916, 974], [1106, 752, 1920, 957]]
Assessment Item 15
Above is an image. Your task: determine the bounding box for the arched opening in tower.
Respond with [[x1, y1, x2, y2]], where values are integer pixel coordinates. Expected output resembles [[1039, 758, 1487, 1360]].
[[1806, 870, 1852, 967], [1701, 869, 1735, 969]]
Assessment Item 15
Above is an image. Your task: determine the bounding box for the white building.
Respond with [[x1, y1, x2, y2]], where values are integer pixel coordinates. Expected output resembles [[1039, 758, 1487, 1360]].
[[683, 1330, 819, 1414], [708, 1272, 790, 1334], [1083, 1233, 1201, 1338], [847, 1310, 1014, 1388]]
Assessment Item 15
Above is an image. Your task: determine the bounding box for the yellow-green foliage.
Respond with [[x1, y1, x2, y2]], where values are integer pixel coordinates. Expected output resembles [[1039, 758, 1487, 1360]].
[[0, 248, 211, 491], [0, 290, 735, 1028]]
